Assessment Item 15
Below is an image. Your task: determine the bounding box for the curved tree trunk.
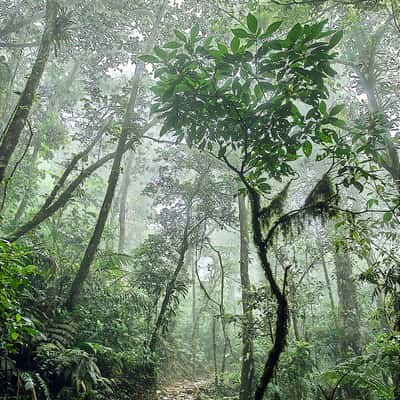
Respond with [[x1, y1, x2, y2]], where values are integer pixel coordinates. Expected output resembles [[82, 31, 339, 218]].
[[65, 2, 168, 311], [0, 0, 57, 184], [246, 188, 288, 400]]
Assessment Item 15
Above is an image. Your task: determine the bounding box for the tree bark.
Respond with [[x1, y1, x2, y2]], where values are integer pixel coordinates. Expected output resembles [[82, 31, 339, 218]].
[[65, 2, 168, 311], [5, 120, 156, 242], [334, 251, 361, 357], [0, 0, 57, 184], [320, 247, 339, 331], [12, 139, 40, 223], [190, 245, 196, 378], [238, 194, 255, 400], [118, 151, 134, 253], [246, 187, 288, 400], [149, 213, 190, 353], [212, 316, 219, 387]]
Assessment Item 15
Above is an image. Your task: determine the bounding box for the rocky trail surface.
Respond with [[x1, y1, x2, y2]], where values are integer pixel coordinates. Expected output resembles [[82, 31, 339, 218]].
[[156, 380, 209, 400]]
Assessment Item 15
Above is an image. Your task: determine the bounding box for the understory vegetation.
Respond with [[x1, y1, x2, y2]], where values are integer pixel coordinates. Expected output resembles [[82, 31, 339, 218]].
[[0, 0, 399, 399]]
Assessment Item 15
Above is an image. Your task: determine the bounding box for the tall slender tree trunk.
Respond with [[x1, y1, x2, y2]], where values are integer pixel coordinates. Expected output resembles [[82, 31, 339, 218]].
[[149, 212, 190, 353], [238, 194, 255, 400], [118, 151, 134, 253], [320, 247, 339, 331], [12, 139, 40, 223], [190, 245, 197, 378], [0, 0, 57, 184], [289, 278, 301, 342], [65, 1, 168, 311], [334, 251, 361, 357], [351, 39, 400, 397], [212, 316, 219, 387], [1, 37, 26, 127]]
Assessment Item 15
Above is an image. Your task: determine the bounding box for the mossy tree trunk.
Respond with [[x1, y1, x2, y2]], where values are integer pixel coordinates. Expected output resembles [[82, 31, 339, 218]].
[[246, 187, 288, 400], [0, 0, 57, 184]]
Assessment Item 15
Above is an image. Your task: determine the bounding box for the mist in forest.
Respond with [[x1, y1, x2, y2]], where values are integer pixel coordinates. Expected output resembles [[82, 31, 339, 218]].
[[0, 1, 399, 399]]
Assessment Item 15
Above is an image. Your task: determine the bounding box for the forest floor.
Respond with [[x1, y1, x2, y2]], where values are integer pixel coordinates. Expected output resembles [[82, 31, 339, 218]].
[[156, 379, 209, 399]]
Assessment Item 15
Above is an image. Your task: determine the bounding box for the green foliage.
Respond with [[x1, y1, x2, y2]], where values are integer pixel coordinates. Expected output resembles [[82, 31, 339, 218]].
[[319, 334, 400, 399], [0, 240, 38, 352], [274, 341, 316, 399], [147, 15, 344, 187]]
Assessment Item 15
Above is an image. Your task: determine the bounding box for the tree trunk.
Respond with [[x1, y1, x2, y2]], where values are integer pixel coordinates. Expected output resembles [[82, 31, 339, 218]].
[[190, 245, 196, 378], [320, 248, 339, 331], [289, 278, 300, 342], [246, 187, 288, 400], [0, 0, 57, 184], [65, 1, 168, 311], [12, 139, 40, 223], [118, 151, 134, 253], [238, 194, 255, 400], [149, 213, 190, 353], [334, 251, 361, 357], [6, 120, 156, 242], [212, 316, 219, 387]]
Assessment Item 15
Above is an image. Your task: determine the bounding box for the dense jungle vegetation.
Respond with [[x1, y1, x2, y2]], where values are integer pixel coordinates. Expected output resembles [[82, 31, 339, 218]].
[[0, 0, 399, 399]]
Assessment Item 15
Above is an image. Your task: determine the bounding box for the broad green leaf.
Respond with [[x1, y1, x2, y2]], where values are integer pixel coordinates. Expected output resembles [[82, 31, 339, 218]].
[[328, 31, 343, 48], [259, 81, 275, 92], [262, 21, 282, 38], [310, 19, 328, 39], [269, 40, 283, 50], [164, 41, 182, 49], [319, 101, 327, 115], [174, 29, 187, 42], [154, 46, 169, 61], [318, 131, 332, 143], [329, 117, 346, 128], [302, 140, 312, 157], [231, 37, 240, 53], [139, 54, 160, 63], [329, 104, 345, 116], [217, 43, 228, 54], [247, 14, 258, 33], [232, 28, 250, 38], [383, 211, 393, 223], [191, 23, 200, 40], [287, 23, 303, 42]]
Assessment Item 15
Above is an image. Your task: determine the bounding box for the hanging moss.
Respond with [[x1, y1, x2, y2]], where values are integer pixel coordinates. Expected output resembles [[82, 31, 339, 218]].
[[259, 180, 291, 232], [263, 174, 339, 248], [303, 174, 338, 219]]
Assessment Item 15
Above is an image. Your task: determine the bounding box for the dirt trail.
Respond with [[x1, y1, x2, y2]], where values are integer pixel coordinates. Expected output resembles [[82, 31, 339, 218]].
[[156, 380, 209, 399]]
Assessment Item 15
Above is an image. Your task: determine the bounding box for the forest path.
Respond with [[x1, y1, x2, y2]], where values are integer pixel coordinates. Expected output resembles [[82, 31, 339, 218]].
[[156, 379, 209, 399]]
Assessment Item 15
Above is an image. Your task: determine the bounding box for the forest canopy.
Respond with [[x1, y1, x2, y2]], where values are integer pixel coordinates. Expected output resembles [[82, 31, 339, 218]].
[[0, 1, 399, 400]]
